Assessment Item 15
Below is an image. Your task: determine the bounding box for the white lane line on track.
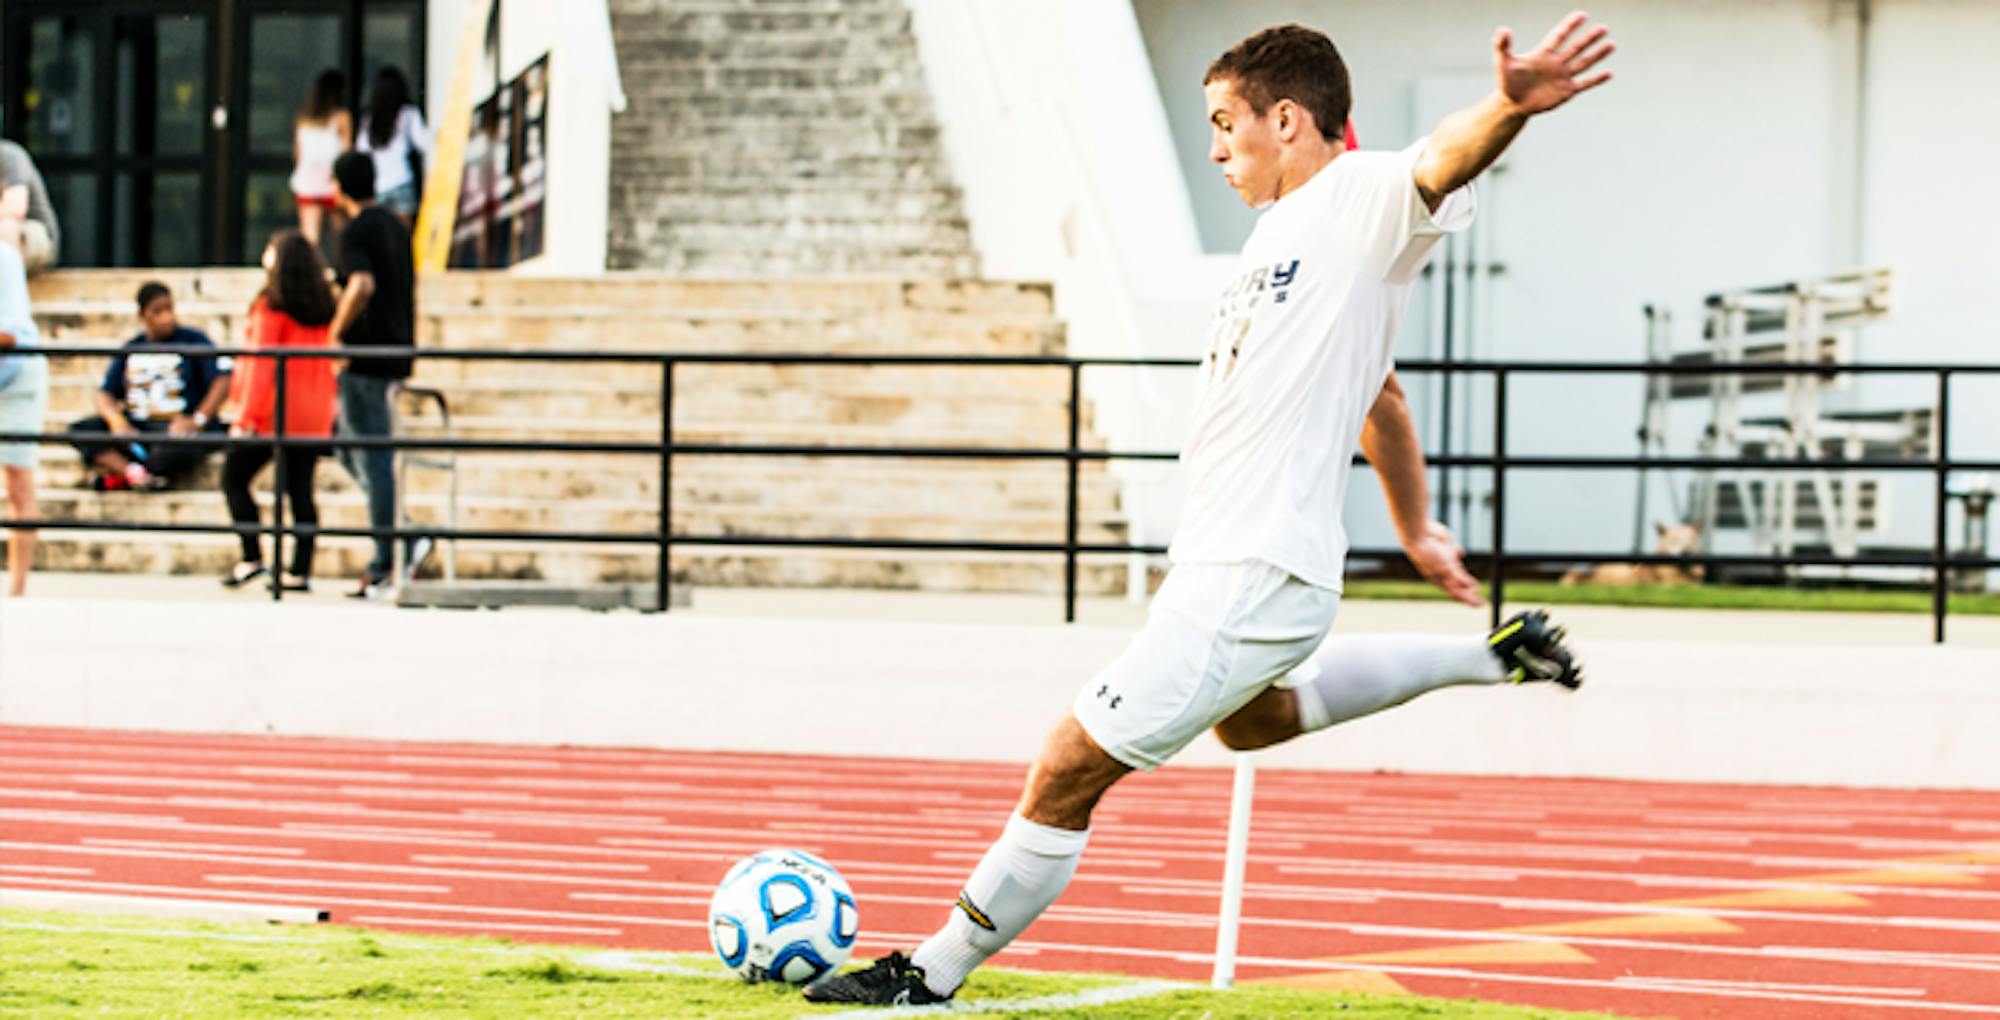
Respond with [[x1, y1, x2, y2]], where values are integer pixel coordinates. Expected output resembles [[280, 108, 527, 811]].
[[83, 837, 304, 857], [1612, 975, 1926, 997], [347, 915, 621, 937], [204, 875, 454, 894], [569, 892, 709, 907], [0, 864, 93, 876], [280, 821, 498, 840], [382, 754, 563, 771], [806, 980, 1182, 1020], [1273, 859, 2000, 903], [235, 767, 415, 782], [1116, 878, 2000, 936], [408, 854, 649, 873]]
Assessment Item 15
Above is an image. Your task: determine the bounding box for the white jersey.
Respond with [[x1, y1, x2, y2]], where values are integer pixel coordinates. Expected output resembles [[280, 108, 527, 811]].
[[1168, 138, 1474, 590]]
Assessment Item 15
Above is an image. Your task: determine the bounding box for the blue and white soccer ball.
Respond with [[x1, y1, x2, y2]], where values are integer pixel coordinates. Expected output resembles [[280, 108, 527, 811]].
[[708, 848, 859, 984]]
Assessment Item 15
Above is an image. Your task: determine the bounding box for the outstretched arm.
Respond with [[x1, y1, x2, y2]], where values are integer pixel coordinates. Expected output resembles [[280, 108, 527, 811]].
[[1362, 373, 1484, 607], [1414, 10, 1615, 210]]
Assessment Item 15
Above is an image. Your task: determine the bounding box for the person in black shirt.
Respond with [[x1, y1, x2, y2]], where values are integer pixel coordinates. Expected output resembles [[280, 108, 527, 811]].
[[328, 151, 429, 597], [67, 282, 232, 489]]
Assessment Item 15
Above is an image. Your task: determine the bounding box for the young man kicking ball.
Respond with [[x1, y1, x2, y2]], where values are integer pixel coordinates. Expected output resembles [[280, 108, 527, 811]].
[[805, 12, 1615, 1006]]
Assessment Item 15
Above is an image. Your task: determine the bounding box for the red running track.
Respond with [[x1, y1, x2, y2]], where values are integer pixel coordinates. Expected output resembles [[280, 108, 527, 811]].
[[2, 725, 1998, 1018]]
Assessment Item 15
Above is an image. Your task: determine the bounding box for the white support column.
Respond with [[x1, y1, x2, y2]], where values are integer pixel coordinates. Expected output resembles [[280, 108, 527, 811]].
[[1210, 752, 1257, 989]]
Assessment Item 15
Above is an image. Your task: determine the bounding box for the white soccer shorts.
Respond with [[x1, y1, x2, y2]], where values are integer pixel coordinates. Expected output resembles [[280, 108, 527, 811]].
[[1073, 560, 1339, 771]]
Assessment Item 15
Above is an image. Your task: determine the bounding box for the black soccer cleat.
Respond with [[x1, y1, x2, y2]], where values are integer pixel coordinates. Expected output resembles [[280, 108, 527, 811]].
[[801, 952, 951, 1007], [1489, 610, 1584, 689]]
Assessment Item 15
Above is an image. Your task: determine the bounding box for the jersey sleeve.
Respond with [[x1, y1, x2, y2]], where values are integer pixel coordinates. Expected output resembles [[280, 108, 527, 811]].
[[1342, 137, 1476, 284], [100, 345, 131, 401]]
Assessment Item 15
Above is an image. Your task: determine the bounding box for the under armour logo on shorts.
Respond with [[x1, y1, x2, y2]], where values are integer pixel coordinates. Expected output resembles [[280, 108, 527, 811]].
[[1096, 684, 1122, 710]]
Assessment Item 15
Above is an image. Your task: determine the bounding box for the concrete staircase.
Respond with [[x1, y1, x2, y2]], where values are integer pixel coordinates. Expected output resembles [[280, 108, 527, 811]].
[[22, 270, 1132, 594], [606, 0, 977, 275]]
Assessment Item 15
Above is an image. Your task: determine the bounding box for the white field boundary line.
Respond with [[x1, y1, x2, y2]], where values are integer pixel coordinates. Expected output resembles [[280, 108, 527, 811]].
[[565, 888, 2000, 977], [0, 887, 325, 924], [0, 917, 723, 968], [7, 875, 2000, 1016], [805, 980, 1183, 1020], [15, 861, 2000, 986]]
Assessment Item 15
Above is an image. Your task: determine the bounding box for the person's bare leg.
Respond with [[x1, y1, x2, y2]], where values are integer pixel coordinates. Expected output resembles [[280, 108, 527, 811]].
[[1015, 713, 1131, 828], [1213, 684, 1306, 752], [6, 466, 37, 596], [298, 203, 323, 246]]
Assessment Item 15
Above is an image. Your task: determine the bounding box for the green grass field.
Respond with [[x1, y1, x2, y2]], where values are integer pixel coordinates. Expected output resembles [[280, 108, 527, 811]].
[[1345, 578, 2000, 615], [0, 909, 1624, 1019]]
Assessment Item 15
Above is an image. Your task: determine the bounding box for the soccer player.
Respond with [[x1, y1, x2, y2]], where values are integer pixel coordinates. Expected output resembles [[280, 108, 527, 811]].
[[805, 12, 1615, 1006]]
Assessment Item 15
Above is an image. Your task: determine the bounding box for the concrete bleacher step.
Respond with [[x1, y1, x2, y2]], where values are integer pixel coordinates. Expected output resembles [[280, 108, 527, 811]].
[[606, 0, 971, 276], [25, 269, 1133, 595]]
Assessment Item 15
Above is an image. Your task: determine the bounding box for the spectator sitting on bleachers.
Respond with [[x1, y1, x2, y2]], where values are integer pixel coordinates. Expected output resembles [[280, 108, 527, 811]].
[[66, 282, 232, 490]]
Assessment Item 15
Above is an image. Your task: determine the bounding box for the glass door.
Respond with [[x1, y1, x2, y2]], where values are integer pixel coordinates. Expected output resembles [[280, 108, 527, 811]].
[[235, 5, 346, 260], [4, 4, 213, 266], [4, 0, 425, 267]]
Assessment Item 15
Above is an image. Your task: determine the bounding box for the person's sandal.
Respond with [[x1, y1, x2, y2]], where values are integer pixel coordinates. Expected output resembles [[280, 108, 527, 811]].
[[221, 561, 268, 589]]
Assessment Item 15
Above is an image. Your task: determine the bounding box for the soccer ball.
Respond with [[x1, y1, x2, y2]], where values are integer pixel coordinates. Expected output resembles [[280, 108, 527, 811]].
[[708, 848, 859, 984]]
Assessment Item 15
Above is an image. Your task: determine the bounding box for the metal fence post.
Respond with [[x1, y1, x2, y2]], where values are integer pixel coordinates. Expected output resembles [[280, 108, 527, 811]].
[[658, 359, 675, 614], [1064, 361, 1081, 624], [1489, 367, 1507, 629], [1933, 369, 1950, 644], [270, 354, 289, 602]]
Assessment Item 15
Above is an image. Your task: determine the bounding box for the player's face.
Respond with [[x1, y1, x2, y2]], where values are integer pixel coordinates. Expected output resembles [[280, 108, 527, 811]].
[[1205, 79, 1281, 209], [140, 296, 178, 340]]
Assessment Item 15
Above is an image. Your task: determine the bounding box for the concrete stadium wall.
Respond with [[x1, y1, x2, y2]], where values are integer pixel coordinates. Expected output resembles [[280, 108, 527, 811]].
[[4, 594, 1996, 791], [913, 0, 1999, 572]]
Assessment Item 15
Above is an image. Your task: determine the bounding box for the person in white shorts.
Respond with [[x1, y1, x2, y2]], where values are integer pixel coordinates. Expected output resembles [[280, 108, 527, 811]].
[[806, 12, 1615, 1006], [0, 215, 49, 597]]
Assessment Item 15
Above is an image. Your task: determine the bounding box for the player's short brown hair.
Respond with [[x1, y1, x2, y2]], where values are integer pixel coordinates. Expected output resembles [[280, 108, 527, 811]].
[[1204, 24, 1350, 143]]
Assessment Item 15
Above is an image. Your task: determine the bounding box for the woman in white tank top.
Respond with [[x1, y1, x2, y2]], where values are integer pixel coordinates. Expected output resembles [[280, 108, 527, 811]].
[[290, 69, 352, 247]]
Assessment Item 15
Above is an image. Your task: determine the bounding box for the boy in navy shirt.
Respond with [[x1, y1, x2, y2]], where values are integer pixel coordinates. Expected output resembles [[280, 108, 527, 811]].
[[67, 282, 232, 489]]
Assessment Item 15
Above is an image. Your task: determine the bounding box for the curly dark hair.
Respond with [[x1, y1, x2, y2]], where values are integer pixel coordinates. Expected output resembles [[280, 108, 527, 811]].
[[1204, 25, 1350, 143], [261, 230, 336, 328]]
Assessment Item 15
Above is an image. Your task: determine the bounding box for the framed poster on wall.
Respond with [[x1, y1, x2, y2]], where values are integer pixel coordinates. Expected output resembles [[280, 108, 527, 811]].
[[448, 54, 546, 269]]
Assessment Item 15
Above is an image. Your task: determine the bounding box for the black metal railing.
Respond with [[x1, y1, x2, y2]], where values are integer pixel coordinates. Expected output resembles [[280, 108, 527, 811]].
[[4, 346, 1997, 642]]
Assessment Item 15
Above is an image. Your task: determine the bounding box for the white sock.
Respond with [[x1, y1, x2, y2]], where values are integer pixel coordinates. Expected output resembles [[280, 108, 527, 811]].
[[910, 813, 1088, 997], [1292, 633, 1505, 733]]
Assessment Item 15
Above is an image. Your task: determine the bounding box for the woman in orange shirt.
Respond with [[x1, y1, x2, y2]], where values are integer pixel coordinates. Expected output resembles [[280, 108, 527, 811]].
[[221, 230, 339, 591]]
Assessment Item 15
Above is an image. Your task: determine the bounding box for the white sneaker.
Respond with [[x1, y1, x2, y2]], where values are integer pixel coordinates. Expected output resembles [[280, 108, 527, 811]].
[[404, 535, 437, 585]]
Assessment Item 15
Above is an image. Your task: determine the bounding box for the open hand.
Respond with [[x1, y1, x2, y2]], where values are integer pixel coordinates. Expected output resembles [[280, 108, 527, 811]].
[[1493, 11, 1614, 117], [1405, 520, 1486, 608], [169, 414, 200, 437]]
